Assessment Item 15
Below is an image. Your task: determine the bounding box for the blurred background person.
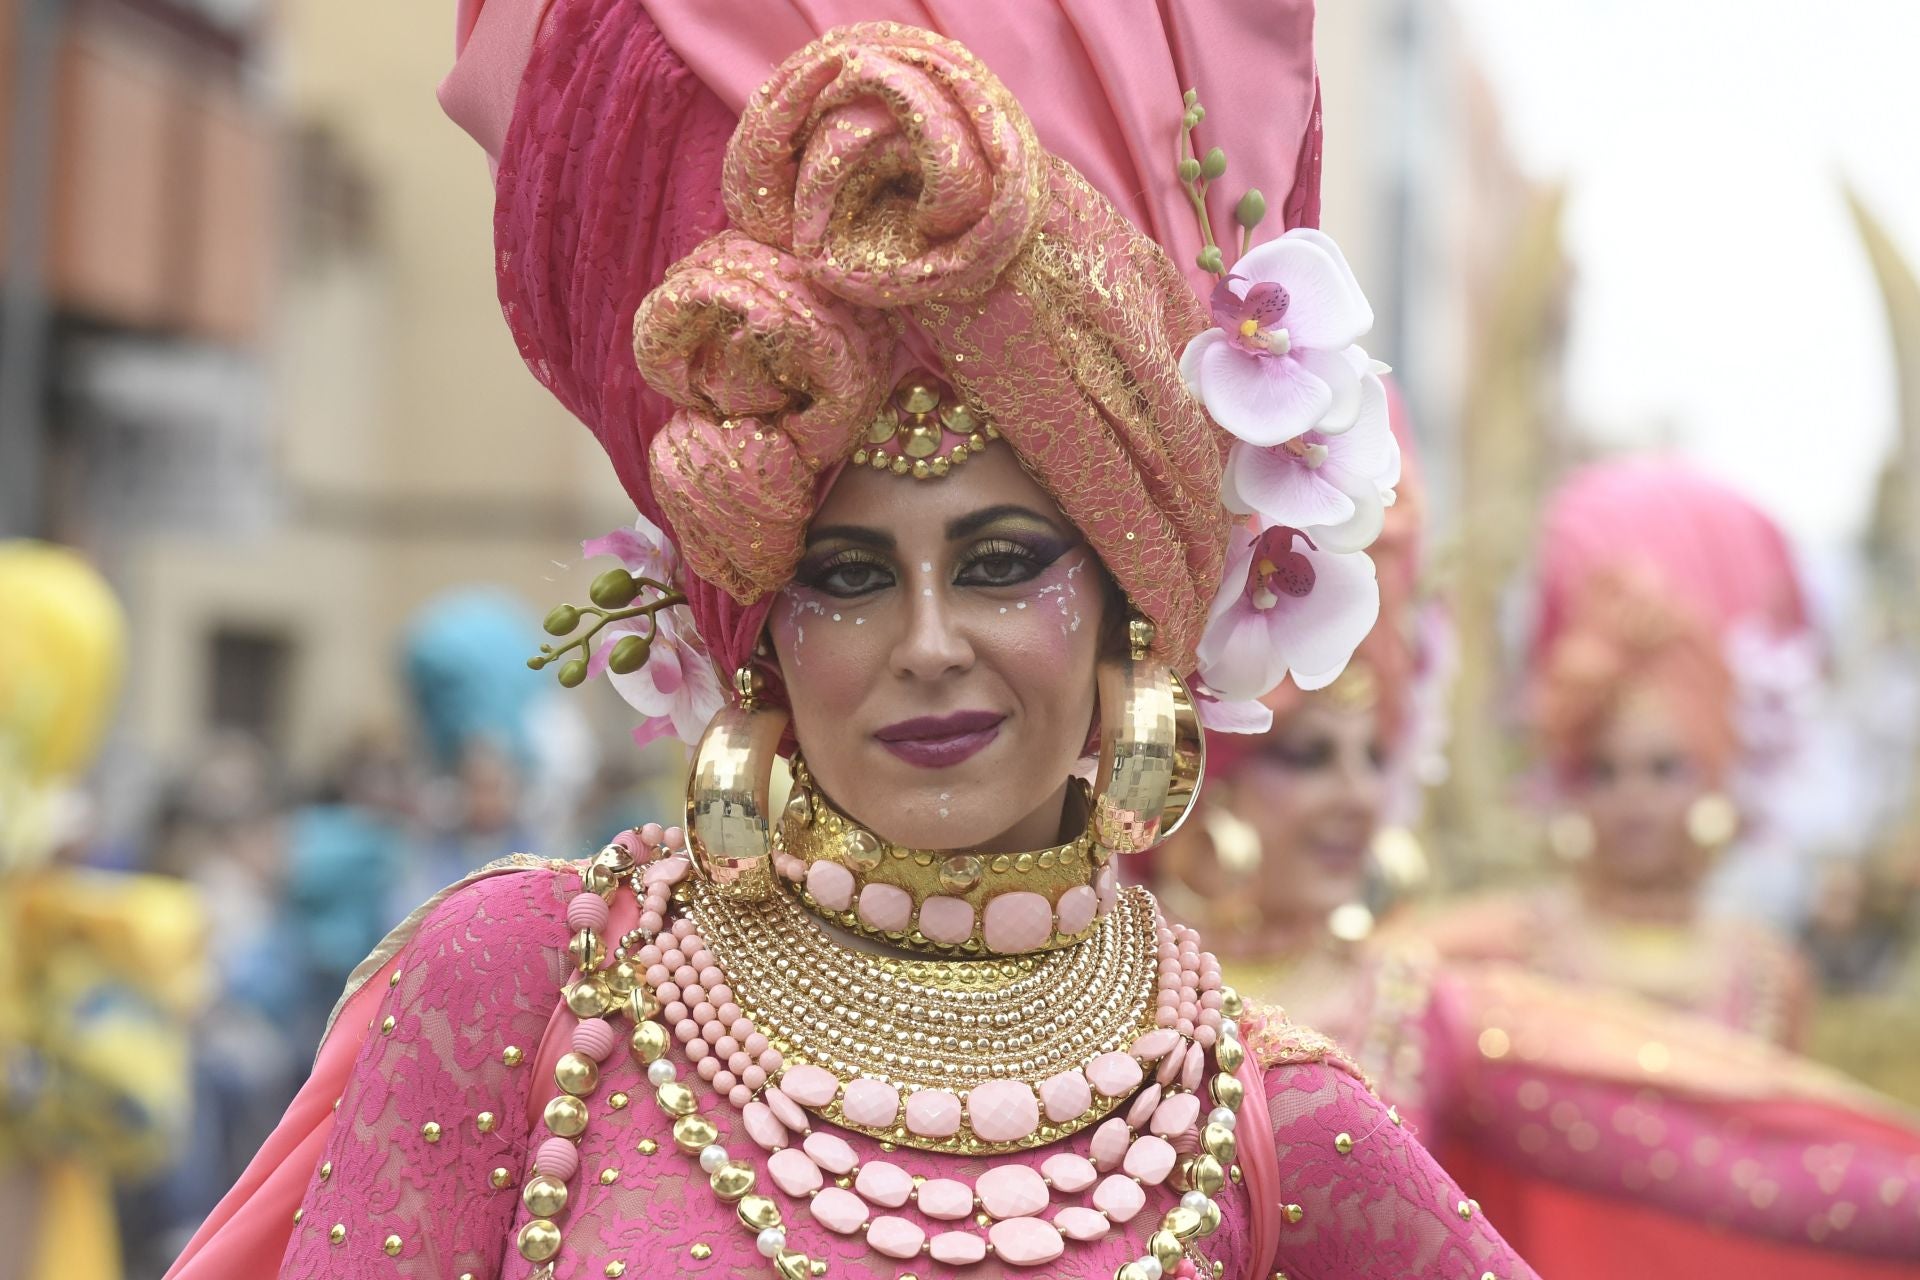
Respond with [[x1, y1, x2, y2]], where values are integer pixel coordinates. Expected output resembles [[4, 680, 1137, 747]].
[[0, 543, 207, 1280], [1405, 461, 1817, 1044]]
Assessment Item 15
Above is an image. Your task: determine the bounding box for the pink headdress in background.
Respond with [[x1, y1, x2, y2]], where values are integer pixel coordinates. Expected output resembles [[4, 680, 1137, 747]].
[[452, 0, 1390, 747], [1530, 459, 1812, 785]]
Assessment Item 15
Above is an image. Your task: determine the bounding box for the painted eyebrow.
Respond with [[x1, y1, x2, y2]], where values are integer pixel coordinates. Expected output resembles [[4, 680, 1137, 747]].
[[804, 505, 1065, 550]]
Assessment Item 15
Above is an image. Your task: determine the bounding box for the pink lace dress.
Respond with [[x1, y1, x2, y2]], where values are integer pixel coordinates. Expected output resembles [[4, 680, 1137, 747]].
[[169, 859, 1535, 1280]]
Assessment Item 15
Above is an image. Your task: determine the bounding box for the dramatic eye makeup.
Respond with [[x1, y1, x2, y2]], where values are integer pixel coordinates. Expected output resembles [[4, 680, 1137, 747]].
[[797, 506, 1079, 599]]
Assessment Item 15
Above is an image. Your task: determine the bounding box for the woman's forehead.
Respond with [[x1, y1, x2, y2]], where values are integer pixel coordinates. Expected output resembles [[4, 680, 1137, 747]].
[[809, 445, 1068, 538]]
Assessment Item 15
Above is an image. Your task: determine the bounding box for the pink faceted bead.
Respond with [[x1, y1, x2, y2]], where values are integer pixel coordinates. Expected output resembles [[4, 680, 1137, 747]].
[[1182, 1046, 1205, 1093], [670, 917, 694, 938], [917, 894, 976, 945], [1124, 1134, 1177, 1185], [695, 1055, 720, 1081], [742, 1101, 787, 1152], [566, 892, 610, 933], [1151, 1091, 1202, 1138], [982, 891, 1054, 953], [802, 1130, 857, 1174], [977, 1165, 1049, 1219], [930, 1232, 988, 1266], [854, 1160, 913, 1208], [698, 964, 724, 989], [1194, 1024, 1218, 1048], [780, 1065, 839, 1107], [713, 1070, 737, 1094], [988, 1217, 1065, 1267], [768, 1147, 823, 1197], [1095, 865, 1118, 908], [727, 1051, 752, 1077], [1092, 1173, 1146, 1223], [759, 1048, 784, 1074], [905, 1088, 962, 1138], [1054, 1206, 1111, 1242], [1039, 1070, 1092, 1124], [743, 1065, 768, 1091], [1155, 1005, 1179, 1028], [1040, 1152, 1098, 1193], [728, 1083, 753, 1108], [639, 821, 664, 847], [744, 1032, 769, 1057], [1055, 885, 1098, 936], [571, 1019, 618, 1062], [809, 1186, 868, 1235], [967, 1080, 1040, 1143], [842, 1077, 901, 1129], [533, 1137, 579, 1180], [663, 825, 686, 850], [1086, 1051, 1144, 1099], [1131, 1028, 1179, 1061], [674, 1018, 699, 1044], [1126, 1083, 1164, 1131], [917, 1178, 975, 1220], [1157, 1043, 1188, 1086], [806, 861, 855, 911], [868, 1216, 926, 1261], [765, 1087, 808, 1134], [1089, 1117, 1131, 1171], [858, 883, 913, 933], [730, 1017, 755, 1041], [638, 910, 664, 933], [714, 1036, 739, 1060]]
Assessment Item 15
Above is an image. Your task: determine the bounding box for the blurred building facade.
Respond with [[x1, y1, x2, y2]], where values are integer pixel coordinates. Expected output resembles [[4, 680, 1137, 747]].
[[4, 1, 634, 825]]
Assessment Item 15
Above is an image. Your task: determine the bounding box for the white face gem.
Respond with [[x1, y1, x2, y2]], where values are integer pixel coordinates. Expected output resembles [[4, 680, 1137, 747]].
[[921, 562, 933, 573], [831, 612, 842, 622]]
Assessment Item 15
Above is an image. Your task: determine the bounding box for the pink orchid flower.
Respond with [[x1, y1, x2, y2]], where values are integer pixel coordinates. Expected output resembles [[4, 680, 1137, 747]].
[[1178, 227, 1375, 447], [1195, 525, 1380, 702], [582, 515, 725, 749], [1221, 360, 1401, 554]]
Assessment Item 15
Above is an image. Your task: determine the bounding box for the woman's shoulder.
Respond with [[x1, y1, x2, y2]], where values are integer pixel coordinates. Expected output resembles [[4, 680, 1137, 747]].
[[320, 852, 584, 1041]]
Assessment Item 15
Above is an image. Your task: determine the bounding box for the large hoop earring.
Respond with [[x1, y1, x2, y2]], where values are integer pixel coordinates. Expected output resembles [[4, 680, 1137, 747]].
[[685, 667, 788, 900], [1092, 616, 1204, 855]]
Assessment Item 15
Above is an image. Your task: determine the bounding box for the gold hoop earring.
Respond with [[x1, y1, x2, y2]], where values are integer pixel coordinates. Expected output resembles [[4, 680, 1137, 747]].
[[685, 667, 788, 900], [1091, 616, 1204, 855]]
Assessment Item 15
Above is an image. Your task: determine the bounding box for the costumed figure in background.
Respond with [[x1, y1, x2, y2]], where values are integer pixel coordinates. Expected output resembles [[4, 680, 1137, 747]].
[[0, 543, 207, 1280], [1409, 460, 1817, 1045], [165, 2, 1548, 1277]]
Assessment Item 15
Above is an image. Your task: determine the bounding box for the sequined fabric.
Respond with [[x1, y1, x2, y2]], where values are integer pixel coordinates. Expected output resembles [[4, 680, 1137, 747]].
[[177, 863, 1542, 1279]]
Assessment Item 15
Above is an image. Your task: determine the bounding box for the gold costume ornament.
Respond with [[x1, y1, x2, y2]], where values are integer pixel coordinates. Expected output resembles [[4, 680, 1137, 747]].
[[685, 668, 789, 900], [1091, 617, 1204, 856], [1685, 791, 1739, 851], [851, 370, 1003, 480]]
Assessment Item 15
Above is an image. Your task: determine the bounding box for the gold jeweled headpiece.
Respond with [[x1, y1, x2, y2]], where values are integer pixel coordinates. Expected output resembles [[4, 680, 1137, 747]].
[[849, 371, 1001, 481]]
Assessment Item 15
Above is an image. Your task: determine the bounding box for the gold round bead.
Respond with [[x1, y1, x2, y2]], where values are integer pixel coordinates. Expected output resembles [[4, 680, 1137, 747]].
[[600, 1168, 620, 1185], [1196, 1197, 1223, 1237], [1163, 1205, 1203, 1239], [1201, 1121, 1237, 1164], [637, 1138, 659, 1155], [1456, 1199, 1476, 1220], [843, 828, 883, 869], [711, 1160, 757, 1201], [1214, 1036, 1245, 1073], [1220, 987, 1245, 1019], [673, 1113, 720, 1154], [889, 456, 911, 476], [382, 1234, 403, 1257], [490, 1167, 513, 1190], [502, 1045, 524, 1067], [569, 928, 605, 972], [1190, 1153, 1226, 1196], [809, 1262, 828, 1278], [565, 977, 612, 1018], [897, 381, 940, 415], [421, 1121, 443, 1144], [319, 1160, 332, 1182], [929, 457, 951, 477], [380, 1015, 396, 1034], [476, 1111, 497, 1133], [1148, 1228, 1186, 1268], [938, 855, 983, 893], [1284, 1203, 1305, 1224], [544, 1094, 589, 1138], [656, 1081, 697, 1117], [737, 1193, 782, 1231], [517, 1219, 563, 1263], [327, 1224, 345, 1245], [865, 410, 901, 446], [1210, 1072, 1245, 1111], [690, 1245, 713, 1261], [938, 401, 977, 434], [1117, 1264, 1153, 1280], [556, 1051, 601, 1096], [911, 459, 932, 479], [523, 1173, 569, 1217], [292, 1209, 303, 1225], [627, 988, 661, 1024], [774, 1251, 811, 1280], [609, 1092, 629, 1110], [784, 792, 813, 828], [1335, 1131, 1354, 1155], [606, 1264, 627, 1277], [630, 1020, 669, 1063], [605, 960, 639, 998]]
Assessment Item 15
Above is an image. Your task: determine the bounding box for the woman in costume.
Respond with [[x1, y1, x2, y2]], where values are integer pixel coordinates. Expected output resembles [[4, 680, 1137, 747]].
[[1157, 456, 1920, 1276], [166, 3, 1537, 1278], [1, 543, 206, 1280], [1411, 460, 1815, 1045]]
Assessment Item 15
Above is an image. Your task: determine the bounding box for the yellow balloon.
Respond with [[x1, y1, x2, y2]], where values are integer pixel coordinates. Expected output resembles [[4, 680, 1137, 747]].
[[0, 541, 127, 784]]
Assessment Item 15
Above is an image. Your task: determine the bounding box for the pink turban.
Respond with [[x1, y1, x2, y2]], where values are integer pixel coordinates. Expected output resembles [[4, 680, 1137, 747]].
[[454, 0, 1323, 682], [1529, 459, 1809, 781]]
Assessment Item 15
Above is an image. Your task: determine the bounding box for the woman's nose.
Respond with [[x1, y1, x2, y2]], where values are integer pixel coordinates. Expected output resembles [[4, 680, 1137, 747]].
[[889, 580, 975, 680]]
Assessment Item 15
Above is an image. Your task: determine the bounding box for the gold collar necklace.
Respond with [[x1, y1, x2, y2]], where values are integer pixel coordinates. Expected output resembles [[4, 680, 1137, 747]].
[[771, 762, 1116, 956]]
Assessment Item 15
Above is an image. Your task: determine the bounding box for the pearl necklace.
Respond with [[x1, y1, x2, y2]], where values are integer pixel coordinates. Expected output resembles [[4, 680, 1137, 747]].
[[514, 827, 1251, 1280]]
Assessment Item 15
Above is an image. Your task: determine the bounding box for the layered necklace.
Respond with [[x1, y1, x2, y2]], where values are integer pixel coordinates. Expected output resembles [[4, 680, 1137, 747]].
[[513, 826, 1251, 1280]]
